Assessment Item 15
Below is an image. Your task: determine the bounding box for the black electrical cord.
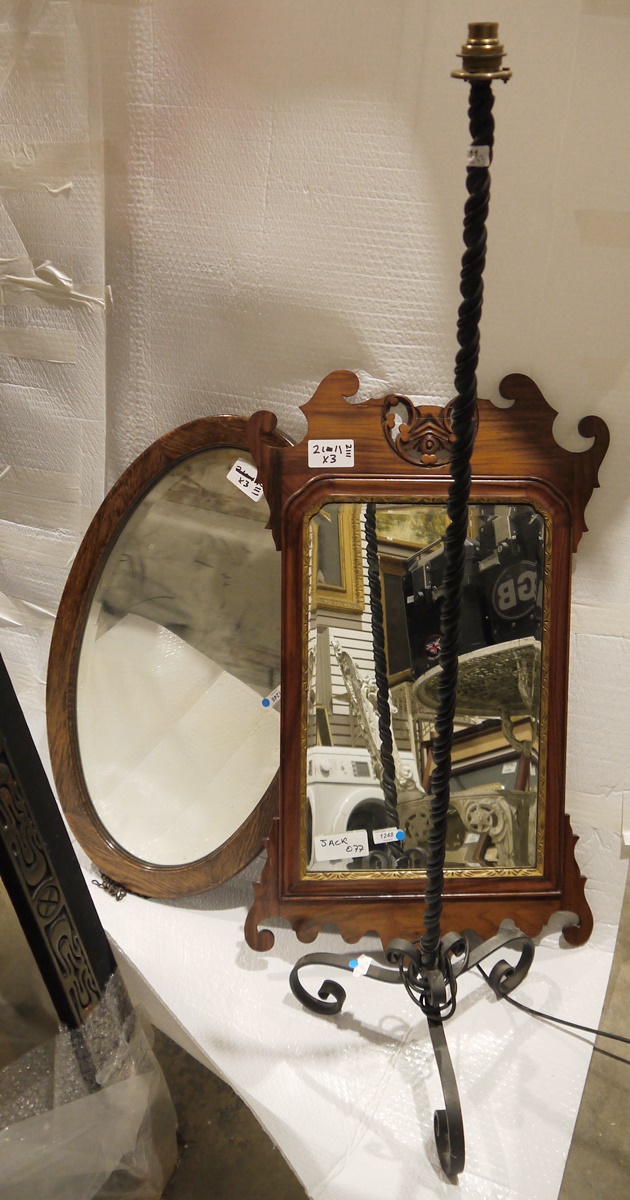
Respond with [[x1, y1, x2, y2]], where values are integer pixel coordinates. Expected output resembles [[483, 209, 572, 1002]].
[[476, 963, 630, 1046]]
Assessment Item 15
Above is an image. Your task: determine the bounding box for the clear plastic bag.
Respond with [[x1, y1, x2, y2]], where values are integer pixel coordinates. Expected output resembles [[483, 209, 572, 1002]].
[[0, 972, 177, 1200]]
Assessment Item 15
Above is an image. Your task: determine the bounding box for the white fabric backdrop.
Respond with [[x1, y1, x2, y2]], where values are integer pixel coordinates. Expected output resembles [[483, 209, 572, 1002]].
[[0, 3, 628, 1197]]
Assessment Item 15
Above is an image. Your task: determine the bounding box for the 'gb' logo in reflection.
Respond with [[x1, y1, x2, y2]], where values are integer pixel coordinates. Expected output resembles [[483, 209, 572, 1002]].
[[492, 561, 538, 619]]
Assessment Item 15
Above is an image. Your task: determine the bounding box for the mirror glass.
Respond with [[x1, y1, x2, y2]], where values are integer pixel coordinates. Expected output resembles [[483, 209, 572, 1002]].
[[306, 501, 544, 875], [77, 447, 281, 866]]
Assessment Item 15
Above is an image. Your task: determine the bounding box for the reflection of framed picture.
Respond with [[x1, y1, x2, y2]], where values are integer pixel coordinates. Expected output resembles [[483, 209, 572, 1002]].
[[379, 553, 413, 684], [422, 719, 537, 791], [312, 503, 364, 614], [315, 705, 333, 746], [375, 504, 448, 549]]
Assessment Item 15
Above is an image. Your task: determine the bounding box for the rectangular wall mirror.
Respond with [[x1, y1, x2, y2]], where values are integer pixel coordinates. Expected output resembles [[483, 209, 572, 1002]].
[[244, 370, 608, 951]]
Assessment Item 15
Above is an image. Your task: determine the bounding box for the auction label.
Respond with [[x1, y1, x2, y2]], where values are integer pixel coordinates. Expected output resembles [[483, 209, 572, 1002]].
[[308, 439, 354, 468], [348, 955, 373, 976], [314, 829, 369, 861], [467, 144, 490, 167], [227, 458, 264, 500], [373, 827, 405, 845]]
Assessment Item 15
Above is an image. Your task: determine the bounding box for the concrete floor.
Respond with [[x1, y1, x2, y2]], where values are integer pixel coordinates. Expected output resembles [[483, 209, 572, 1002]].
[[156, 1029, 306, 1200], [153, 870, 630, 1199], [558, 859, 630, 1199]]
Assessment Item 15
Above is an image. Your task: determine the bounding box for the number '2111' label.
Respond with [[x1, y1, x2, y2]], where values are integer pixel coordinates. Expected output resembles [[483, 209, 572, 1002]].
[[308, 439, 354, 467]]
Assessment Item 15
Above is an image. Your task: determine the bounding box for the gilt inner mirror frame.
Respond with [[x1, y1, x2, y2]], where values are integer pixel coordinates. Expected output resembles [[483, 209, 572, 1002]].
[[47, 416, 289, 899], [244, 370, 609, 951]]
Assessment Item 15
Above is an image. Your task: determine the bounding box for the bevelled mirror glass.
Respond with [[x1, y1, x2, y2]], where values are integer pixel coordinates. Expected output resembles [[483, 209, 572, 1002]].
[[48, 417, 288, 897], [306, 500, 543, 876]]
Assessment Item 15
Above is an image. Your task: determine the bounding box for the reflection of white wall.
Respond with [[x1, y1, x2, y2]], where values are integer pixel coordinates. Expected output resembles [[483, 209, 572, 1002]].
[[78, 613, 280, 865]]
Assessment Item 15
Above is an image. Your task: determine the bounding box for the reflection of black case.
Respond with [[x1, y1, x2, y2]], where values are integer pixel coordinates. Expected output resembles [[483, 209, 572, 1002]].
[[403, 508, 544, 679], [479, 507, 544, 643], [402, 539, 491, 678]]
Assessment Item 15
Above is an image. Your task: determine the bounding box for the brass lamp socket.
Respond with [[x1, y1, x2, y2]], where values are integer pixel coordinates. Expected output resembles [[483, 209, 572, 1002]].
[[451, 22, 511, 83]]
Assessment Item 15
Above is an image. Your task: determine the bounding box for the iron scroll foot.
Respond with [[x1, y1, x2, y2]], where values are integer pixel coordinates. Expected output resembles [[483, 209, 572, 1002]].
[[288, 950, 402, 1015], [427, 1011, 465, 1177], [288, 920, 535, 1180]]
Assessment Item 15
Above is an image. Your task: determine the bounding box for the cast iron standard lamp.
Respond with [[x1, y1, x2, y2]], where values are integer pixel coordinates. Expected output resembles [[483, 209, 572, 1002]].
[[289, 25, 537, 1179]]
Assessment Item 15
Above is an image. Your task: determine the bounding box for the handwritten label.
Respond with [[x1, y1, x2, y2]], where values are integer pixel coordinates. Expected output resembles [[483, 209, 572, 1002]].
[[227, 458, 264, 501], [348, 954, 373, 976], [262, 685, 281, 709], [467, 144, 490, 168], [314, 829, 369, 862], [308, 439, 354, 468], [502, 761, 517, 774], [373, 827, 405, 845]]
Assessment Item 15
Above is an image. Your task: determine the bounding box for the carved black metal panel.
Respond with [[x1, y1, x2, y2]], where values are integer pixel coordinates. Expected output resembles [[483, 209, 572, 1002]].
[[0, 653, 115, 1028]]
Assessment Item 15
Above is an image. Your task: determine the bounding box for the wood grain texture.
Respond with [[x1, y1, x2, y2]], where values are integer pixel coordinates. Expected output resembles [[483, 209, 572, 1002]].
[[47, 417, 288, 899], [245, 817, 592, 950], [244, 372, 608, 950]]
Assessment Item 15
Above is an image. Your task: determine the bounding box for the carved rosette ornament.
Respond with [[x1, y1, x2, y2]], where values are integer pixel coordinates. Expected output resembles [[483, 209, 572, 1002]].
[[382, 395, 478, 467]]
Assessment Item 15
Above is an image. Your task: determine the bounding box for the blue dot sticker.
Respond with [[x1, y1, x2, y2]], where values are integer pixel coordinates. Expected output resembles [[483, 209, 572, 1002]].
[[348, 959, 359, 970], [261, 697, 270, 707], [396, 830, 405, 841]]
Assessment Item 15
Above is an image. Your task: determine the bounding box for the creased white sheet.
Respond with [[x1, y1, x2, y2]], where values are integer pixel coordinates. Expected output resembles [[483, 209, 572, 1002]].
[[1, 4, 629, 1198]]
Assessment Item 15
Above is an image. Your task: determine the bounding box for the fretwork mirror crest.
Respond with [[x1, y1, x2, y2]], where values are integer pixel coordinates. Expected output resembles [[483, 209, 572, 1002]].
[[47, 416, 290, 898], [244, 369, 609, 951]]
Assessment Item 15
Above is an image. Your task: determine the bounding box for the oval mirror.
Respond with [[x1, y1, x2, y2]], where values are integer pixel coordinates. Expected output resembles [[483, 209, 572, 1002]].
[[47, 417, 286, 897]]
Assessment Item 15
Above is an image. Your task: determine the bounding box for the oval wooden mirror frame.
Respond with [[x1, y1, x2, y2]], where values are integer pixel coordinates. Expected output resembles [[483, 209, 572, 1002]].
[[47, 416, 288, 898]]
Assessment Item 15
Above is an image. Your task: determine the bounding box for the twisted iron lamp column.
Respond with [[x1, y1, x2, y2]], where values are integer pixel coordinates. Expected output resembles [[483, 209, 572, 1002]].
[[289, 27, 534, 1181], [421, 24, 510, 969]]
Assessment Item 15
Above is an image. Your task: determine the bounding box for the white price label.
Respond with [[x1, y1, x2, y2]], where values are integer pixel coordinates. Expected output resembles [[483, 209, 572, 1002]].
[[314, 829, 369, 862], [467, 144, 490, 167], [262, 686, 281, 709], [348, 954, 373, 976], [227, 458, 264, 501], [502, 761, 517, 775], [308, 439, 354, 468], [373, 827, 404, 845]]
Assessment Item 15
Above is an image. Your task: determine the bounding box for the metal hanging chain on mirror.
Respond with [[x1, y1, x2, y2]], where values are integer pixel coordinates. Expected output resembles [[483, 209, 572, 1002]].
[[289, 26, 537, 1180]]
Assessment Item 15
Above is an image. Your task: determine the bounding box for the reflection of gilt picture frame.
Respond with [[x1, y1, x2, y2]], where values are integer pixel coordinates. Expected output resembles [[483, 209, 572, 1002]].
[[375, 504, 448, 549], [312, 503, 364, 614]]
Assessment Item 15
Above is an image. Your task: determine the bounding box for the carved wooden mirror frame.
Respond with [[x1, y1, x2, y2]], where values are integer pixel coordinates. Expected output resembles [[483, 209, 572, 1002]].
[[47, 416, 288, 898], [244, 370, 609, 951]]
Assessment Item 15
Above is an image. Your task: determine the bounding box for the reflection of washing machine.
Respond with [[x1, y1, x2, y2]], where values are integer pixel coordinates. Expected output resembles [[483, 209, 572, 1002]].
[[306, 745, 420, 871]]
